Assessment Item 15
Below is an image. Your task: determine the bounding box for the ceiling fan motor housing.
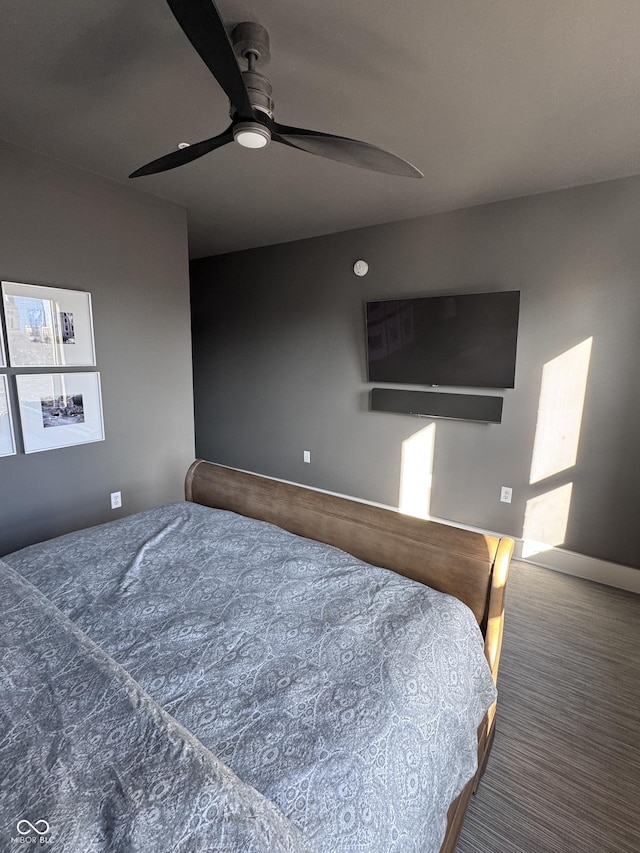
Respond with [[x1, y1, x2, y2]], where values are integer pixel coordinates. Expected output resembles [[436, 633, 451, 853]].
[[239, 70, 273, 117], [230, 22, 274, 117]]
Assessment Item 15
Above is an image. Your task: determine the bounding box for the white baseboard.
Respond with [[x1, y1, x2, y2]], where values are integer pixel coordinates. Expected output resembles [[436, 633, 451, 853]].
[[428, 510, 640, 594], [511, 541, 640, 595], [426, 511, 640, 594]]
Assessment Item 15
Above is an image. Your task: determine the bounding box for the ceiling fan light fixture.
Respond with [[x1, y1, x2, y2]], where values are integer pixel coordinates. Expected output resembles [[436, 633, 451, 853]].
[[234, 122, 271, 149]]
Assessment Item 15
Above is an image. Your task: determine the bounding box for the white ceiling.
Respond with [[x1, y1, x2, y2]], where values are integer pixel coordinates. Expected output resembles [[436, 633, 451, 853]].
[[3, 0, 640, 257]]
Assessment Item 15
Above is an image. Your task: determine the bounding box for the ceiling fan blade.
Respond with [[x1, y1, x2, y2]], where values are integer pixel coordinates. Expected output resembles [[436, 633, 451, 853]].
[[129, 126, 234, 178], [166, 0, 254, 119], [272, 123, 423, 178]]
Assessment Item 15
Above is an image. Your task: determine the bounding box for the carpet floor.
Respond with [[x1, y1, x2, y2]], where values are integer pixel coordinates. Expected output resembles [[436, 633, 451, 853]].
[[457, 560, 640, 853]]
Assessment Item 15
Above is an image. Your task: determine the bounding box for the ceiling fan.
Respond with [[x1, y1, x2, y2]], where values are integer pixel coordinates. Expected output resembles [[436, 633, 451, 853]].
[[130, 0, 423, 179]]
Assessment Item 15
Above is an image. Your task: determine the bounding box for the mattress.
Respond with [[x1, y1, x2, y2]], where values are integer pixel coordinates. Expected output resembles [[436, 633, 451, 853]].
[[1, 501, 497, 852]]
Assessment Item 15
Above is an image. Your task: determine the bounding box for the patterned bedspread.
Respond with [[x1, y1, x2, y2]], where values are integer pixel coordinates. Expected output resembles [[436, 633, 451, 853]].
[[2, 501, 497, 853], [0, 562, 312, 853]]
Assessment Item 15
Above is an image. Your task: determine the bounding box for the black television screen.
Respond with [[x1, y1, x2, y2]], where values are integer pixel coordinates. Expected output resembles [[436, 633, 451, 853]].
[[366, 290, 520, 388]]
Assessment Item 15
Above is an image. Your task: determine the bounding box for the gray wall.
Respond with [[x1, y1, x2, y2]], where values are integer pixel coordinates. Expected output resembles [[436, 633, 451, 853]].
[[191, 174, 640, 571], [0, 141, 194, 554]]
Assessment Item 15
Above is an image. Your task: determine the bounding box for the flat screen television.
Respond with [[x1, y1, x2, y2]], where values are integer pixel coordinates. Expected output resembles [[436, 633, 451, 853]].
[[366, 290, 520, 388]]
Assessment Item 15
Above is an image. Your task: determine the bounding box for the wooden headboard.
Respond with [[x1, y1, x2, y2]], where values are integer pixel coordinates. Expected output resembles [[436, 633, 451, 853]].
[[185, 459, 513, 683]]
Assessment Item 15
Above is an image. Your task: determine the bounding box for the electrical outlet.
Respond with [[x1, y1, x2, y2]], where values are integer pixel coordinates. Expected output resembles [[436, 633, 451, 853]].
[[303, 450, 311, 463], [500, 486, 512, 504], [110, 491, 122, 510]]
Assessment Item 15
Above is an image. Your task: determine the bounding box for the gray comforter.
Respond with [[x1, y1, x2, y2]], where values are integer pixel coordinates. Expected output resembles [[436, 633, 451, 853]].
[[2, 501, 497, 853], [0, 562, 311, 853]]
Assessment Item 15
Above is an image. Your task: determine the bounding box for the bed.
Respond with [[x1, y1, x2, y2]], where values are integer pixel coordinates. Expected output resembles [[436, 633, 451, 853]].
[[0, 460, 513, 852]]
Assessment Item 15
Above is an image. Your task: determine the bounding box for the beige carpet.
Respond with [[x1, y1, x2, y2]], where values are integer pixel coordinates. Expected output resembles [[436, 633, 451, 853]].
[[457, 560, 640, 853]]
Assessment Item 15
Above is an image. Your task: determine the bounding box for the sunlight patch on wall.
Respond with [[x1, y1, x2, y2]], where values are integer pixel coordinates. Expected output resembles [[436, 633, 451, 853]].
[[399, 423, 436, 520], [529, 338, 593, 485], [522, 482, 574, 558]]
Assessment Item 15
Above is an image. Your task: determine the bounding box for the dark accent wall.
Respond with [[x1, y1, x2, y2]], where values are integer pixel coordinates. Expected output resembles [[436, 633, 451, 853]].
[[191, 175, 640, 571], [0, 141, 194, 554]]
